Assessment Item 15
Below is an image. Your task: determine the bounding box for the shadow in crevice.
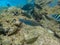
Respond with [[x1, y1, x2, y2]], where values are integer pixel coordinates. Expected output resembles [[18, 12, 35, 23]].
[[54, 32, 60, 39]]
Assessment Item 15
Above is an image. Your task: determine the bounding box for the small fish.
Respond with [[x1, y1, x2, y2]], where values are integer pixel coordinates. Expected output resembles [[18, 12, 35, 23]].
[[22, 3, 34, 11], [50, 14, 60, 22], [19, 19, 40, 26], [57, 1, 60, 6], [7, 3, 11, 7]]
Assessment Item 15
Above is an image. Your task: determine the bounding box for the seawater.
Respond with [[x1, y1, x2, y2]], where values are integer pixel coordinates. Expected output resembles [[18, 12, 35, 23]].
[[0, 0, 34, 8], [0, 0, 58, 9], [48, 0, 58, 7]]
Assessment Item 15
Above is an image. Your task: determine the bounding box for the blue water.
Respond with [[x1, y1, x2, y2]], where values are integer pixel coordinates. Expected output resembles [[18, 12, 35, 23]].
[[48, 0, 58, 7], [0, 0, 34, 8], [0, 0, 59, 8]]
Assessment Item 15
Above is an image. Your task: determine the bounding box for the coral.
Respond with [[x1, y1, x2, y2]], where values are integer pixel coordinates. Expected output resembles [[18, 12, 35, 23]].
[[0, 0, 60, 45], [0, 7, 24, 36]]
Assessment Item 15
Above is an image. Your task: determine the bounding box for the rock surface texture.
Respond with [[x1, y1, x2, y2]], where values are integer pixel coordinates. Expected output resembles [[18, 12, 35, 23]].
[[0, 0, 60, 45]]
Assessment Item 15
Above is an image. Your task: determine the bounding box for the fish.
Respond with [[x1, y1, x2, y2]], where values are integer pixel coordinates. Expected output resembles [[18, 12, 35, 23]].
[[50, 14, 60, 22], [22, 3, 34, 10], [22, 0, 34, 10], [57, 1, 60, 6], [19, 19, 41, 26]]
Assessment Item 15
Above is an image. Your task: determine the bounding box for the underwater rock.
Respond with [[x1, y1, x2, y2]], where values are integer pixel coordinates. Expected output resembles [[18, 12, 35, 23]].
[[23, 29, 39, 44], [0, 0, 60, 45], [39, 14, 60, 39], [32, 32, 60, 45], [0, 23, 7, 35], [8, 7, 22, 16], [21, 25, 60, 45], [0, 7, 24, 36], [54, 32, 60, 38]]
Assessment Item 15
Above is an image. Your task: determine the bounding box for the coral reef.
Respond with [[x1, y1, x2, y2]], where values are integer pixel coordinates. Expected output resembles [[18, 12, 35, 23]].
[[0, 0, 60, 45]]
